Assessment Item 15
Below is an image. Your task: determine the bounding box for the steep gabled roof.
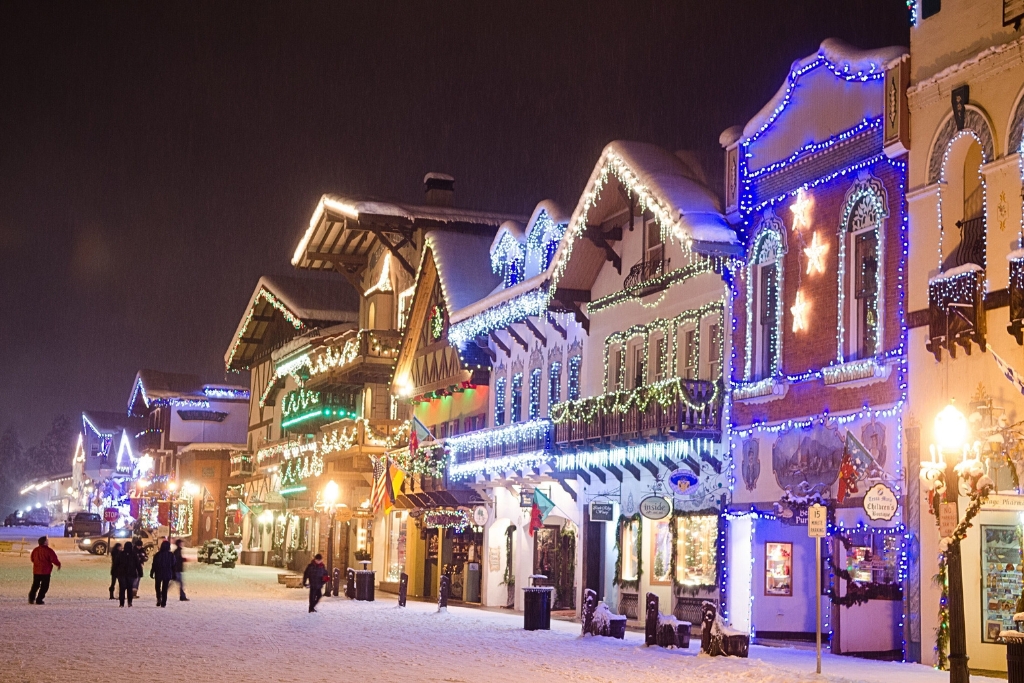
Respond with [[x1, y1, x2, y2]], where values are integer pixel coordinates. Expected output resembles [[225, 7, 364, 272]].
[[549, 141, 737, 297], [127, 370, 249, 417], [82, 410, 145, 437], [224, 275, 358, 372]]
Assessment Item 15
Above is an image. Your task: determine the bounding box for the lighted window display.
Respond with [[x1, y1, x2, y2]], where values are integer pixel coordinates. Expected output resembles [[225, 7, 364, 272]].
[[844, 533, 898, 584], [510, 373, 523, 423], [765, 542, 793, 596], [386, 510, 409, 582], [567, 355, 582, 400], [621, 517, 640, 582], [548, 361, 562, 406], [494, 377, 506, 426], [981, 525, 1023, 643], [651, 518, 672, 584], [675, 515, 717, 586]]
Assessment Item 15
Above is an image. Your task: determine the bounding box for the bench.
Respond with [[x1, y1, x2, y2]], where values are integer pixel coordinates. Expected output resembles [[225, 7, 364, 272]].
[[700, 601, 749, 657], [645, 593, 692, 648], [581, 588, 627, 639]]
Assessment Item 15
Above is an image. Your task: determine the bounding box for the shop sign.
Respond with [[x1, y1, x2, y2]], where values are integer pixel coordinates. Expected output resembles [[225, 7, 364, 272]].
[[983, 494, 1024, 512], [334, 506, 353, 523], [423, 509, 469, 530], [639, 496, 671, 520], [472, 505, 489, 526], [862, 483, 898, 522], [589, 500, 614, 522], [519, 488, 534, 508], [668, 470, 699, 497]]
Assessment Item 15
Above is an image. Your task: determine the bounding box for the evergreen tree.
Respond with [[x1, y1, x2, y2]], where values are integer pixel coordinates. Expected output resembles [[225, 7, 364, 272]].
[[37, 414, 75, 477], [0, 427, 26, 516]]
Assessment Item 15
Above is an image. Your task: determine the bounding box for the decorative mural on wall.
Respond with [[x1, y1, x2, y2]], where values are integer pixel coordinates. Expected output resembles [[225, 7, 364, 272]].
[[741, 438, 760, 492], [771, 422, 843, 497], [860, 420, 886, 467]]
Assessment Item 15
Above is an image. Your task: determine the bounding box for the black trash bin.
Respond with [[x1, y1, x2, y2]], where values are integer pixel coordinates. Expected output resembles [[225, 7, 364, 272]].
[[355, 570, 375, 602], [1007, 639, 1024, 683], [523, 586, 554, 631]]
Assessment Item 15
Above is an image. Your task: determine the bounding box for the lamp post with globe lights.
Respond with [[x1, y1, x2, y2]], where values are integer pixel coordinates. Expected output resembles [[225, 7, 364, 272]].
[[323, 481, 340, 583]]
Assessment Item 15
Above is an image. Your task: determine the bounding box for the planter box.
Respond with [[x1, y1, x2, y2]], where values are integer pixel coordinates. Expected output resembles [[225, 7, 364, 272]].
[[240, 550, 264, 566]]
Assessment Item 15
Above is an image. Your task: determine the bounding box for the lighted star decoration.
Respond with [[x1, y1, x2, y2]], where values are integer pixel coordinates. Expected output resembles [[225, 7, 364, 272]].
[[804, 231, 829, 275], [790, 188, 814, 232], [790, 290, 810, 333]]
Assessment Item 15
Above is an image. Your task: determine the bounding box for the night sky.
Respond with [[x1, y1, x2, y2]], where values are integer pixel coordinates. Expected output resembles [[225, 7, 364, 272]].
[[0, 1, 908, 444]]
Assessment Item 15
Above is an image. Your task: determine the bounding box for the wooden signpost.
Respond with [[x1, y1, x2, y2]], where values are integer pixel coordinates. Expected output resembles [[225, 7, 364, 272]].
[[807, 503, 827, 675]]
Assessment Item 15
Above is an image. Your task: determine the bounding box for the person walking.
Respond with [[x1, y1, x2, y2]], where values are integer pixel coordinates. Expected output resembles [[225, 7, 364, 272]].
[[131, 538, 147, 599], [115, 541, 137, 607], [171, 539, 188, 601], [108, 543, 122, 600], [28, 536, 61, 605], [302, 553, 328, 613], [150, 540, 174, 607]]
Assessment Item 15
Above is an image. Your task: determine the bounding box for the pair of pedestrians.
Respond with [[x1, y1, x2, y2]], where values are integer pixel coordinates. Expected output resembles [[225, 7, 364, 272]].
[[110, 538, 188, 606], [149, 539, 189, 606]]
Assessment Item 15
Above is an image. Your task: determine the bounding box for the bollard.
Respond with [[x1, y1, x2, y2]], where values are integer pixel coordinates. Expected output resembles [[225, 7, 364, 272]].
[[345, 568, 355, 599], [332, 568, 341, 597], [645, 593, 659, 647], [398, 572, 408, 607]]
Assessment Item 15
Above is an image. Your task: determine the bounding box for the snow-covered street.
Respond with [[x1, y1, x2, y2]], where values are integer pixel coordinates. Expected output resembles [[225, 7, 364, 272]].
[[0, 535, 1000, 683]]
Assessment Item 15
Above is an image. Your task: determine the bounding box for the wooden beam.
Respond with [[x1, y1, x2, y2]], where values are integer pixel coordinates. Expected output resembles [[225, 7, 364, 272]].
[[576, 467, 591, 486], [622, 462, 642, 481], [366, 225, 417, 276], [306, 251, 367, 266], [474, 337, 497, 361], [553, 475, 578, 502], [489, 332, 510, 356], [546, 314, 567, 340], [584, 224, 622, 241], [567, 300, 589, 334], [553, 288, 591, 304], [583, 226, 621, 274], [660, 457, 678, 471], [588, 466, 606, 484], [641, 460, 660, 477], [334, 264, 365, 292], [605, 464, 623, 483], [523, 318, 547, 345], [506, 326, 529, 351]]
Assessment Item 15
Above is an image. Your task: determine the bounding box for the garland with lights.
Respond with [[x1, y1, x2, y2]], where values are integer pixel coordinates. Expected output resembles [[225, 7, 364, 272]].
[[502, 524, 516, 587], [588, 257, 727, 314], [226, 287, 306, 371], [550, 376, 721, 425], [669, 509, 722, 596], [391, 443, 446, 478], [613, 514, 643, 591]]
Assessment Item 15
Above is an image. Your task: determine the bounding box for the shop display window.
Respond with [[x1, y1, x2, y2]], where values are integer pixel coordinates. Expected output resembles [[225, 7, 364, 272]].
[[844, 533, 899, 584], [620, 517, 640, 582], [651, 519, 672, 584], [385, 510, 408, 582], [675, 514, 718, 586], [765, 542, 793, 596], [981, 525, 1023, 643]]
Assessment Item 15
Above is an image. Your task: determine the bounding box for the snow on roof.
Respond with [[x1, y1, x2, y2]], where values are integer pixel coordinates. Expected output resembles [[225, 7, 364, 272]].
[[490, 220, 526, 253], [292, 193, 525, 266], [179, 442, 247, 454], [909, 33, 1022, 96], [224, 275, 358, 370], [82, 410, 144, 435], [739, 39, 907, 142], [526, 200, 569, 228], [719, 125, 743, 149], [423, 172, 454, 183], [135, 369, 204, 399], [426, 231, 502, 313]]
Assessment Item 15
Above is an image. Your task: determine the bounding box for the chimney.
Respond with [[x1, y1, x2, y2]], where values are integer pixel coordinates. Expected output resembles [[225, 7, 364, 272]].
[[424, 172, 455, 207]]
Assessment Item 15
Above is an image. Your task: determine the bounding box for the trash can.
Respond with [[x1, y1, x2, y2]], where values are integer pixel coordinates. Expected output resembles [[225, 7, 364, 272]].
[[355, 570, 375, 602], [523, 586, 554, 631], [464, 562, 481, 603], [1007, 639, 1024, 683]]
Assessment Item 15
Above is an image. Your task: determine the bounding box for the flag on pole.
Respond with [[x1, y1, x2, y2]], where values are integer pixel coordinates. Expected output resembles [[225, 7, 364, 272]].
[[529, 489, 556, 536], [409, 416, 433, 454], [371, 456, 406, 514], [837, 431, 877, 503]]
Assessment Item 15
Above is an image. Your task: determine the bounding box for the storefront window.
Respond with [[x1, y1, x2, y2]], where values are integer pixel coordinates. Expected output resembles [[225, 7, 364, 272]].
[[386, 510, 409, 582], [675, 514, 717, 586], [844, 533, 899, 584], [620, 518, 640, 582], [765, 541, 793, 596], [651, 518, 672, 584], [981, 525, 1023, 643]]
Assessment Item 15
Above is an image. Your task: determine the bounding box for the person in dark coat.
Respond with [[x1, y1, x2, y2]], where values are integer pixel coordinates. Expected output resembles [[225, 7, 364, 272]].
[[150, 540, 174, 607], [108, 543, 122, 600], [131, 538, 147, 599], [302, 554, 328, 613], [115, 542, 137, 607], [171, 539, 188, 601]]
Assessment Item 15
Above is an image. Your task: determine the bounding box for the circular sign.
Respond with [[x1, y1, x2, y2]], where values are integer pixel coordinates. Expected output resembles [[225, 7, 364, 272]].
[[863, 483, 898, 521], [472, 505, 489, 526], [639, 496, 672, 520], [668, 470, 699, 497], [334, 506, 353, 523]]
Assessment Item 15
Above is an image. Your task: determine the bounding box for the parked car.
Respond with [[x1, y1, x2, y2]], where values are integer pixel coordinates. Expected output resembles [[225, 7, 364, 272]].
[[4, 508, 50, 527], [77, 528, 158, 555], [4, 511, 30, 527], [65, 512, 103, 537]]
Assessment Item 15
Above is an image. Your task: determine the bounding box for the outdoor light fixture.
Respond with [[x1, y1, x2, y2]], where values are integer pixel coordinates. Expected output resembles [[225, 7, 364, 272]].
[[324, 480, 340, 508], [934, 402, 968, 454]]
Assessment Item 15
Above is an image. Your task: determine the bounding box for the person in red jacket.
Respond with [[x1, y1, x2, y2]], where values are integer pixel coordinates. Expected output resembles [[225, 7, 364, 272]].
[[29, 536, 61, 605]]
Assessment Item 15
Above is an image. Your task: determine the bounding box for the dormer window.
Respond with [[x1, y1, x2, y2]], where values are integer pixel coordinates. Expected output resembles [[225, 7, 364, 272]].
[[491, 232, 525, 288]]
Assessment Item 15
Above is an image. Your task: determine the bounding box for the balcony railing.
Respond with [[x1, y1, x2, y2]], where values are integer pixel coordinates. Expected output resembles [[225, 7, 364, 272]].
[[304, 329, 402, 387], [552, 378, 722, 446], [623, 257, 671, 293], [948, 216, 985, 270], [926, 264, 985, 361], [447, 420, 552, 465], [229, 453, 255, 478]]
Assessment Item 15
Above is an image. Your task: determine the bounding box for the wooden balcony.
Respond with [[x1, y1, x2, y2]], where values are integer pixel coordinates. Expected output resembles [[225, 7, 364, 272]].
[[229, 452, 254, 478], [448, 420, 552, 465], [623, 257, 671, 295], [553, 379, 722, 446], [926, 264, 986, 361], [304, 329, 402, 388]]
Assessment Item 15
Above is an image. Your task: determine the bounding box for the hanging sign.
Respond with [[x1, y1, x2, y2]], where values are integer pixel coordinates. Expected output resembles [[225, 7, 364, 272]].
[[519, 488, 534, 508], [668, 470, 699, 497], [589, 500, 614, 522], [472, 505, 489, 526], [983, 494, 1024, 512], [335, 506, 353, 523], [862, 483, 899, 522], [639, 496, 671, 520]]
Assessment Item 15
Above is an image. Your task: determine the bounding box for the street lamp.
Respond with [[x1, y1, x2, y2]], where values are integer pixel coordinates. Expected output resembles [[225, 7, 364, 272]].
[[928, 402, 971, 683], [324, 481, 340, 587]]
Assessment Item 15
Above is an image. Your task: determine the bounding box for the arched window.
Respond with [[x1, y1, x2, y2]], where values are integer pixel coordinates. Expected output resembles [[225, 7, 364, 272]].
[[745, 216, 785, 381], [510, 373, 523, 423], [548, 361, 562, 406], [528, 368, 542, 420], [838, 176, 888, 362], [567, 355, 582, 400], [494, 376, 507, 426]]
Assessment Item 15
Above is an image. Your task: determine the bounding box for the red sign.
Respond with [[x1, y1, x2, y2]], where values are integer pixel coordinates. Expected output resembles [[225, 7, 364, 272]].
[[103, 508, 120, 523]]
